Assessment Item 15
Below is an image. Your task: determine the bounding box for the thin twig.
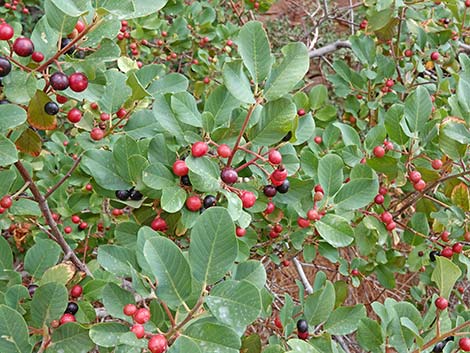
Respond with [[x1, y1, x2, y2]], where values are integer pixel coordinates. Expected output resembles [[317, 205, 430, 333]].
[[44, 156, 82, 199], [292, 257, 313, 295]]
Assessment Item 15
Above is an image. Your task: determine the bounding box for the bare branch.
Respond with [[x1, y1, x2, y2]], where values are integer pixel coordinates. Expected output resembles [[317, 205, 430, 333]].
[[292, 257, 313, 295], [309, 40, 351, 58]]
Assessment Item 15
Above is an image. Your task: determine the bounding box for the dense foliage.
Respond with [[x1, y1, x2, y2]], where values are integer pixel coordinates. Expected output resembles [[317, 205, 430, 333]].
[[3, 0, 470, 352]]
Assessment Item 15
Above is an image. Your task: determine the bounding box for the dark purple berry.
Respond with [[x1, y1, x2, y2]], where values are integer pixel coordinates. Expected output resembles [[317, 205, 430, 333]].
[[297, 319, 308, 333], [181, 175, 191, 186], [60, 38, 76, 55], [50, 72, 69, 91], [263, 185, 277, 197], [115, 190, 130, 200], [44, 102, 59, 115], [221, 168, 238, 184], [276, 180, 290, 194], [203, 195, 217, 208], [65, 302, 79, 315], [0, 57, 11, 77], [28, 284, 38, 297], [129, 189, 143, 201]]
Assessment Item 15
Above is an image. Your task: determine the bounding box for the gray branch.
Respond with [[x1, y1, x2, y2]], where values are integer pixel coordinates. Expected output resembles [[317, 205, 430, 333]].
[[309, 40, 351, 58]]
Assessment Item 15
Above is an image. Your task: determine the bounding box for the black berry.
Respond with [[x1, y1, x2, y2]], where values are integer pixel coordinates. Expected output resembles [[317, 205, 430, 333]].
[[0, 99, 9, 104], [181, 175, 192, 186], [263, 185, 277, 197], [221, 168, 238, 184], [44, 102, 59, 115], [297, 319, 308, 333], [203, 195, 217, 209], [282, 131, 292, 142], [429, 250, 440, 262], [0, 57, 11, 77], [65, 302, 79, 315], [432, 342, 444, 352], [60, 38, 76, 55], [115, 190, 130, 200], [28, 284, 38, 297], [129, 189, 143, 201], [50, 72, 69, 91], [276, 180, 290, 194]]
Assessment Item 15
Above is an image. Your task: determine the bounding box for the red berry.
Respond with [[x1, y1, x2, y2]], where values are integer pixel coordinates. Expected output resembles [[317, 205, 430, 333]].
[[100, 113, 110, 121], [273, 224, 283, 233], [123, 304, 137, 316], [90, 102, 99, 110], [460, 338, 470, 351], [131, 324, 145, 339], [217, 144, 232, 158], [314, 136, 322, 144], [0, 196, 12, 209], [56, 95, 68, 104], [191, 141, 208, 157], [64, 226, 72, 234], [413, 179, 426, 192], [271, 168, 288, 182], [13, 37, 34, 57], [386, 221, 396, 231], [90, 128, 104, 141], [70, 284, 82, 298], [453, 242, 463, 254], [186, 196, 202, 212], [71, 216, 81, 225], [236, 227, 246, 237], [435, 296, 448, 310], [441, 231, 450, 242], [75, 20, 85, 33], [307, 209, 320, 221], [297, 217, 310, 228], [430, 51, 439, 61], [359, 19, 368, 29], [133, 308, 151, 324], [466, 0, 470, 7], [85, 184, 92, 191], [269, 230, 279, 238], [441, 247, 453, 258], [31, 51, 44, 62], [59, 313, 76, 325], [379, 187, 387, 195], [79, 222, 88, 230], [203, 77, 210, 84], [240, 191, 256, 208], [384, 141, 394, 150], [151, 217, 168, 232], [112, 208, 123, 216], [297, 109, 306, 116], [282, 259, 290, 266], [274, 316, 283, 329], [351, 269, 360, 276], [385, 79, 394, 87], [148, 334, 168, 353], [404, 49, 413, 57], [380, 211, 393, 224], [0, 23, 14, 40], [226, 39, 233, 46], [408, 171, 422, 183], [298, 331, 309, 340], [373, 145, 385, 158], [268, 150, 282, 165], [265, 202, 275, 214], [68, 72, 88, 92], [374, 194, 384, 204], [431, 159, 443, 170], [172, 160, 189, 176], [67, 108, 82, 123], [116, 108, 127, 118]]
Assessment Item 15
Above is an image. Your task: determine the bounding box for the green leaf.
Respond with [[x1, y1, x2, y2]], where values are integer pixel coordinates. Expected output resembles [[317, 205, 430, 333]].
[[168, 336, 202, 353], [357, 318, 384, 353], [251, 98, 296, 145], [286, 339, 321, 353], [161, 186, 187, 213], [89, 323, 129, 347], [186, 156, 221, 192], [15, 129, 42, 157], [24, 239, 61, 278], [0, 236, 12, 271], [334, 164, 379, 210], [47, 323, 95, 353], [39, 263, 75, 286], [309, 85, 328, 110], [264, 42, 309, 101], [44, 0, 88, 32], [31, 282, 68, 328], [148, 73, 189, 95], [143, 234, 192, 308], [222, 61, 255, 104], [28, 90, 58, 130], [233, 260, 267, 290], [113, 135, 140, 183], [183, 319, 241, 353], [189, 207, 237, 285], [458, 70, 470, 113], [324, 304, 366, 335], [98, 70, 132, 114], [237, 21, 272, 84], [205, 86, 241, 128], [171, 92, 202, 127], [0, 135, 18, 167], [97, 245, 137, 277], [0, 104, 27, 132], [316, 214, 354, 247], [206, 280, 261, 332], [102, 283, 135, 322], [318, 154, 343, 197], [0, 305, 33, 353], [350, 35, 376, 66], [304, 281, 335, 326], [81, 150, 131, 190], [431, 256, 462, 298], [404, 86, 432, 133], [142, 162, 175, 190], [3, 70, 36, 105]]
